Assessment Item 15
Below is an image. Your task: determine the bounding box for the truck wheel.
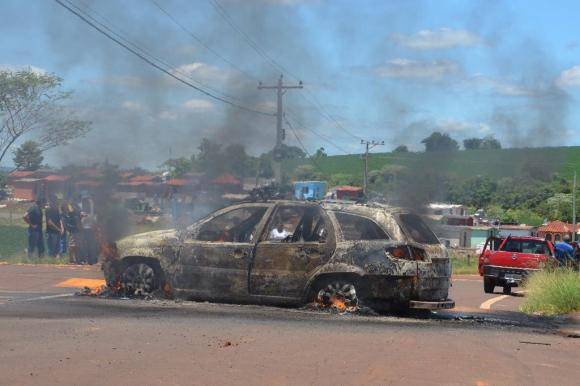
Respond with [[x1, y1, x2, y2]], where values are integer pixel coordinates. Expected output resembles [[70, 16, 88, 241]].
[[483, 277, 495, 293], [502, 285, 512, 295]]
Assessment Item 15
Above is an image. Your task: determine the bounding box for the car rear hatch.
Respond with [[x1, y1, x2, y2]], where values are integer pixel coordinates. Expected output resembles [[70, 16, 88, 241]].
[[397, 213, 451, 302], [486, 237, 546, 270]]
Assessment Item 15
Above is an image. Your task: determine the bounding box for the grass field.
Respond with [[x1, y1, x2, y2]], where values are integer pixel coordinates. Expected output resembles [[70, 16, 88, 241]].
[[450, 255, 479, 275], [285, 146, 579, 181], [0, 223, 27, 260], [521, 268, 580, 315]]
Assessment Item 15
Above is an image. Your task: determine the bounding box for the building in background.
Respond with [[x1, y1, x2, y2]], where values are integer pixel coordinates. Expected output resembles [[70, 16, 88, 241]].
[[327, 185, 363, 201], [497, 224, 537, 238], [537, 221, 580, 242], [293, 181, 327, 201]]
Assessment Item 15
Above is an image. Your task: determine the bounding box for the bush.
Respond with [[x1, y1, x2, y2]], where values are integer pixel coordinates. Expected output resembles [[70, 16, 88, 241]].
[[521, 268, 580, 315]]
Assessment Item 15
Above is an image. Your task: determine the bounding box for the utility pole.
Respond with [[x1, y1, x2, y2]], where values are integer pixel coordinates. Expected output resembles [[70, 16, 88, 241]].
[[258, 74, 302, 184], [573, 171, 577, 241], [361, 140, 385, 195]]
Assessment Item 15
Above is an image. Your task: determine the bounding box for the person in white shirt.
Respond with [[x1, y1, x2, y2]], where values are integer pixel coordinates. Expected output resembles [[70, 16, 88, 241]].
[[269, 223, 290, 241]]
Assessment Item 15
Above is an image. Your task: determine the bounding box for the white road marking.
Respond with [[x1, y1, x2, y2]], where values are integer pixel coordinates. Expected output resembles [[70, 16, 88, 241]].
[[10, 293, 75, 303], [480, 295, 510, 310]]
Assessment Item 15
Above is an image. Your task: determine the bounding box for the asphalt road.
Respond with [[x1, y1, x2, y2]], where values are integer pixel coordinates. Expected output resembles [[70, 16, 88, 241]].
[[0, 264, 578, 386]]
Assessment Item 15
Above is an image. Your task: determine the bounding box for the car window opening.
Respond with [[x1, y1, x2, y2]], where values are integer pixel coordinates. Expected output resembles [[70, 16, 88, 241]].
[[197, 207, 267, 243], [267, 206, 327, 243], [399, 213, 439, 245], [503, 239, 549, 255], [334, 212, 389, 241]]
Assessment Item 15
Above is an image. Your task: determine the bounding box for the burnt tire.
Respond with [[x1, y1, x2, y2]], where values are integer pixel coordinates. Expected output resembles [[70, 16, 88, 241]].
[[311, 278, 359, 311], [483, 277, 495, 294], [502, 285, 512, 295], [121, 262, 158, 296]]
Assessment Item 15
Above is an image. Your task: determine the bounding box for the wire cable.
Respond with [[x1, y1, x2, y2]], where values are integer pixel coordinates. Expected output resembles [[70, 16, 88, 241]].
[[206, 0, 362, 142], [54, 0, 274, 117], [150, 0, 260, 82], [207, 0, 300, 80], [284, 115, 325, 173], [285, 108, 352, 154], [73, 0, 242, 102]]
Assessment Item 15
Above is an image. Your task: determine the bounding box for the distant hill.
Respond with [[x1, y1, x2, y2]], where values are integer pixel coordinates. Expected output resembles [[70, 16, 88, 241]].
[[285, 146, 579, 184]]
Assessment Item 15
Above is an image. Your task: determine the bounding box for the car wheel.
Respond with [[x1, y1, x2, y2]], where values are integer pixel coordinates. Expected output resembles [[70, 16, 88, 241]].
[[502, 285, 512, 295], [313, 279, 359, 312], [483, 277, 495, 293], [121, 263, 158, 296]]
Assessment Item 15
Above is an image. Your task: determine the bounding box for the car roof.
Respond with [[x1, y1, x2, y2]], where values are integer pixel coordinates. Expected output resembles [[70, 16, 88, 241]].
[[234, 199, 407, 214], [503, 236, 547, 241]]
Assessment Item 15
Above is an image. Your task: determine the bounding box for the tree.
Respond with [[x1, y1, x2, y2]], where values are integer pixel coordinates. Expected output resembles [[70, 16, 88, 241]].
[[265, 144, 306, 160], [196, 138, 222, 176], [223, 144, 251, 178], [447, 175, 496, 208], [545, 193, 573, 222], [13, 140, 43, 170], [313, 147, 327, 159], [421, 132, 459, 152], [255, 153, 274, 178], [464, 135, 501, 150], [0, 70, 90, 163], [293, 164, 323, 181], [463, 138, 483, 150], [279, 144, 306, 159], [481, 135, 501, 149], [163, 157, 193, 178], [393, 145, 409, 153]]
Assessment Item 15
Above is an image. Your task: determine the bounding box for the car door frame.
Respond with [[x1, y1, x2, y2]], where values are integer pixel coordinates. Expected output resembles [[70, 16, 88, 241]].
[[175, 203, 274, 301], [248, 202, 336, 301]]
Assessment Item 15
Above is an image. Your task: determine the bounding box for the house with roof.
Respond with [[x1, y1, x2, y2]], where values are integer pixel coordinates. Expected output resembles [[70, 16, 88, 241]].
[[209, 173, 243, 194], [326, 185, 363, 201], [498, 224, 538, 238], [537, 220, 580, 242]]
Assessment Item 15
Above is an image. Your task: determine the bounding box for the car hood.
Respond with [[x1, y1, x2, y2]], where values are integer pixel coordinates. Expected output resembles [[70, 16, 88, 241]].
[[117, 229, 178, 250]]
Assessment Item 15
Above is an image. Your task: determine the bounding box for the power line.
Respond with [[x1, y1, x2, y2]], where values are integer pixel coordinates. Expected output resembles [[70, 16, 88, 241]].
[[155, 0, 356, 152], [73, 0, 239, 102], [284, 115, 324, 172], [207, 0, 300, 80], [285, 108, 352, 154], [54, 0, 274, 117], [299, 89, 363, 141], [206, 0, 362, 142], [149, 0, 260, 82]]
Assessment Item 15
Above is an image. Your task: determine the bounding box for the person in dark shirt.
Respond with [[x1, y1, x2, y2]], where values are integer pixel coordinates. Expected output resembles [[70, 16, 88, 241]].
[[62, 200, 81, 264], [45, 197, 63, 257], [23, 199, 44, 258]]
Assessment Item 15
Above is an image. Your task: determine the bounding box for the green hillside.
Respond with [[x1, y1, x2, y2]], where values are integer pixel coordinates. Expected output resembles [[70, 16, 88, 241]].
[[285, 146, 579, 183]]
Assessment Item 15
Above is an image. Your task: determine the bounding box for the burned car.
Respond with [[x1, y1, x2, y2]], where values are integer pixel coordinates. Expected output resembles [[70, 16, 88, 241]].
[[103, 200, 454, 311]]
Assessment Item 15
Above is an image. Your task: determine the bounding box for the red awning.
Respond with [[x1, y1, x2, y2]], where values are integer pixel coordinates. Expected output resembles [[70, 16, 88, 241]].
[[334, 185, 363, 192], [9, 170, 35, 178], [43, 174, 70, 182], [167, 178, 192, 187], [211, 173, 241, 185]]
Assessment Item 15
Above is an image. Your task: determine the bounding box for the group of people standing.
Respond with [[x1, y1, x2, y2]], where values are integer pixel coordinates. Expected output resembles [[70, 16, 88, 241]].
[[23, 196, 97, 264]]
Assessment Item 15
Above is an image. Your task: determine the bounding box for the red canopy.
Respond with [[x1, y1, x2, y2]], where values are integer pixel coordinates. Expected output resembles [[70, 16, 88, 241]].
[[211, 173, 241, 186]]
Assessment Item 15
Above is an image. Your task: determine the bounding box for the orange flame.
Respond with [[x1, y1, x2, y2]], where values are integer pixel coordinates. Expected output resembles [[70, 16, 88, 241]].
[[330, 295, 347, 312]]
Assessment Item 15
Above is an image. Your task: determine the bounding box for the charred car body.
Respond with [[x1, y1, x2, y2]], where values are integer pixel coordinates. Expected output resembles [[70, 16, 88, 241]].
[[103, 200, 454, 311]]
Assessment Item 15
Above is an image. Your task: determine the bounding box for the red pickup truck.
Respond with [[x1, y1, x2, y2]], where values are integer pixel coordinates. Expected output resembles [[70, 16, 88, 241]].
[[479, 236, 555, 294]]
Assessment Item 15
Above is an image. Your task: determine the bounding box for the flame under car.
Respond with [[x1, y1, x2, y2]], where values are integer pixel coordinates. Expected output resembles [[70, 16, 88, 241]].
[[103, 201, 454, 311]]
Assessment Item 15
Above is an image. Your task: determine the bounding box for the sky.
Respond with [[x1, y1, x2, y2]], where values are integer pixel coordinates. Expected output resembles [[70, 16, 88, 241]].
[[2, 0, 580, 169]]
